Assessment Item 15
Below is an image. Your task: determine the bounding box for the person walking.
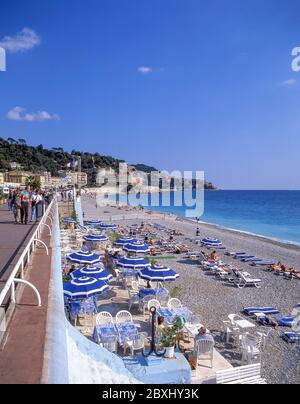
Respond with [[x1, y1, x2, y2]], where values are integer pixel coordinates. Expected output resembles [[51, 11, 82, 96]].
[[36, 191, 44, 219], [20, 186, 31, 225], [12, 190, 22, 224], [30, 189, 38, 222], [7, 190, 13, 211]]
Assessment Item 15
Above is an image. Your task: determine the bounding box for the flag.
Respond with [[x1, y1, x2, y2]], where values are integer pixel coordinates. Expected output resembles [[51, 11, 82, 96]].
[[63, 161, 73, 169]]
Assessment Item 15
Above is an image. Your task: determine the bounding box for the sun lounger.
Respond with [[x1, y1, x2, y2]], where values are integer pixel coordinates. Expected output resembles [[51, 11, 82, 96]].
[[235, 272, 262, 289], [277, 317, 295, 327], [241, 257, 262, 263], [258, 316, 271, 326], [238, 255, 255, 260], [225, 252, 247, 257], [251, 261, 276, 267], [244, 307, 280, 316], [283, 332, 300, 343]]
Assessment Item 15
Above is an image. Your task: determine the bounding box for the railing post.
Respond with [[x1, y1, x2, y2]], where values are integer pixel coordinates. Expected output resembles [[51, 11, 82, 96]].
[[11, 282, 15, 304]]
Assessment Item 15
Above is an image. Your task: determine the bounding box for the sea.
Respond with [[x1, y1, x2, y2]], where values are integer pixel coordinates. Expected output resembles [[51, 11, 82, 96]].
[[117, 190, 300, 246]]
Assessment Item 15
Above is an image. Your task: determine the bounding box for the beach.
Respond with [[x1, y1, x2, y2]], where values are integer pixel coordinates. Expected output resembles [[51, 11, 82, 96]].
[[82, 194, 300, 384]]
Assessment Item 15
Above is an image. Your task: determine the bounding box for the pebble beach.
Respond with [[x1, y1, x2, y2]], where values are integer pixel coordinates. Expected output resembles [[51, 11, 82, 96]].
[[82, 194, 300, 384]]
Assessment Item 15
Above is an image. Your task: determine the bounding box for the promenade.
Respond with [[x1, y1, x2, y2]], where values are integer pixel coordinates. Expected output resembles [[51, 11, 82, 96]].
[[0, 204, 53, 384], [0, 205, 38, 289]]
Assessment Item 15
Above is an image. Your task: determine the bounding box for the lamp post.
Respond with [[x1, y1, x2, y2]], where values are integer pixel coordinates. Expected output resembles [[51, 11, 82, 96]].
[[143, 307, 165, 358]]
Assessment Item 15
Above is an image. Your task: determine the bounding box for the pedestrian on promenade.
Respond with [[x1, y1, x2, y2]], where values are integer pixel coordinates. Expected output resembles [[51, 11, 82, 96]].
[[30, 189, 38, 222], [36, 191, 44, 219], [30, 190, 43, 222], [12, 190, 21, 224], [20, 186, 30, 225], [7, 190, 13, 211]]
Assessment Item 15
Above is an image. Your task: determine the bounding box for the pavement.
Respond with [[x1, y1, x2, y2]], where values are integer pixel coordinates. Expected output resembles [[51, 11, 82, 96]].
[[0, 205, 52, 384], [0, 205, 38, 293]]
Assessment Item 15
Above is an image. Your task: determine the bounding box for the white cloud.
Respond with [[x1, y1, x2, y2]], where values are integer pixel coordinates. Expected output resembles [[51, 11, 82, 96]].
[[137, 66, 153, 75], [0, 28, 40, 53], [7, 107, 60, 122], [278, 79, 297, 87]]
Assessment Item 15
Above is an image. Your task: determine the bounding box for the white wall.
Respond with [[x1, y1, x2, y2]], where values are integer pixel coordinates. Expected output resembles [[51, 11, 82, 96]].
[[42, 202, 139, 384]]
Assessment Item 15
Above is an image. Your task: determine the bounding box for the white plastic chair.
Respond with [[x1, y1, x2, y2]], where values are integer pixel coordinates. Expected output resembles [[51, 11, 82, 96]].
[[228, 313, 240, 325], [241, 335, 262, 364], [116, 310, 133, 325], [147, 299, 161, 311], [256, 329, 272, 352], [195, 339, 215, 368], [101, 335, 118, 353], [222, 320, 241, 346], [131, 281, 140, 293], [123, 332, 148, 356], [167, 298, 182, 309], [139, 295, 155, 315], [96, 311, 114, 326], [128, 289, 140, 311], [156, 289, 169, 307]]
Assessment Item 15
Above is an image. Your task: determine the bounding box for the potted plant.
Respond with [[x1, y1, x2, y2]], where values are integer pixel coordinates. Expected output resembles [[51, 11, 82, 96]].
[[160, 316, 185, 359]]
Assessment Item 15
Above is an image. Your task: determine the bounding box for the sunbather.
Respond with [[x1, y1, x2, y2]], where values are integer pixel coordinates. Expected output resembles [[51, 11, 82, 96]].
[[210, 250, 220, 262], [270, 261, 283, 271], [261, 316, 279, 329]]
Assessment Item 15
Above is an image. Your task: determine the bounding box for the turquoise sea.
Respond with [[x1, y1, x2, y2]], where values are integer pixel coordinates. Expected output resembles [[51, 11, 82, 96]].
[[143, 190, 300, 246]]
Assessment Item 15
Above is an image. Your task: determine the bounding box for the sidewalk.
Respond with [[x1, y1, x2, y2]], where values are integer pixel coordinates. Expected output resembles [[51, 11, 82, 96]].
[[0, 228, 52, 384]]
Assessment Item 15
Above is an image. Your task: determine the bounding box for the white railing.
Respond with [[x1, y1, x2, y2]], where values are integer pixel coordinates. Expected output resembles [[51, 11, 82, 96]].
[[41, 201, 69, 384], [0, 198, 56, 308]]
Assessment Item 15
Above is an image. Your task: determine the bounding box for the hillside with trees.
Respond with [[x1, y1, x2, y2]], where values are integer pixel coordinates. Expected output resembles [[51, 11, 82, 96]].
[[0, 137, 216, 189]]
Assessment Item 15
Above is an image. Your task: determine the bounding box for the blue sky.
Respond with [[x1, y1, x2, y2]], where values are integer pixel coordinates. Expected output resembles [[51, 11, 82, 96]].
[[0, 0, 300, 189]]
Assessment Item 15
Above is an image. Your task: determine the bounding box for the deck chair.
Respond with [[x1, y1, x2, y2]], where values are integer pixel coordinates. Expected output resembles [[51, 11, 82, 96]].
[[195, 339, 214, 368]]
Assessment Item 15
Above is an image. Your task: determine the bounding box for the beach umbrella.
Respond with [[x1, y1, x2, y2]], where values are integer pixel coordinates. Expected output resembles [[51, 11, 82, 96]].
[[63, 217, 77, 224], [201, 238, 222, 247], [87, 220, 102, 226], [67, 250, 102, 265], [97, 223, 118, 231], [70, 265, 113, 282], [117, 257, 150, 270], [123, 241, 150, 254], [138, 264, 179, 282], [84, 234, 109, 243], [63, 276, 109, 300], [114, 237, 138, 246]]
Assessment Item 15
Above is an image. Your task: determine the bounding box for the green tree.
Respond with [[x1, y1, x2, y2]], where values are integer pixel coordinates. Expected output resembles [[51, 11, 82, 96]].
[[26, 176, 41, 190]]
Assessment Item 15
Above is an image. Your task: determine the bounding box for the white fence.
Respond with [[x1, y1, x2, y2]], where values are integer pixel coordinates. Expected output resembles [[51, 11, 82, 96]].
[[0, 199, 56, 309], [41, 200, 69, 384]]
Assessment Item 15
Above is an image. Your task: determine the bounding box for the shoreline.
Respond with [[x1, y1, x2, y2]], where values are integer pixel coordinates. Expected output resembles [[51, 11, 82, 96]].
[[184, 217, 300, 251], [143, 207, 300, 252], [85, 188, 300, 250]]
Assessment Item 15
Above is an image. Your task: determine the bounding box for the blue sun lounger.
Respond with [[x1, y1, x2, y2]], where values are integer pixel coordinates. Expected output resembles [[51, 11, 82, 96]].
[[283, 332, 300, 343], [241, 257, 262, 263], [244, 307, 280, 316], [239, 255, 256, 261], [251, 261, 276, 267], [233, 252, 247, 257], [226, 252, 246, 257], [258, 317, 270, 326], [277, 317, 295, 327]]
